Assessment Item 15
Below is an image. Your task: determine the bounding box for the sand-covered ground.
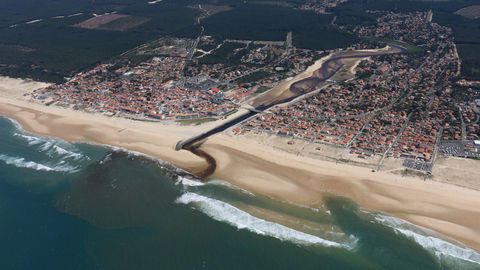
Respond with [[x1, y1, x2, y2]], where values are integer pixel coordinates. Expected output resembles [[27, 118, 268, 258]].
[[0, 76, 51, 98], [249, 52, 334, 108], [74, 14, 128, 29]]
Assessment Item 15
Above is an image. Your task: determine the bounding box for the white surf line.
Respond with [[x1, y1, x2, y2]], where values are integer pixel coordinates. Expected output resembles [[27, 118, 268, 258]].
[[207, 179, 256, 196], [5, 117, 23, 131], [25, 19, 43, 24], [178, 176, 204, 187], [6, 117, 86, 161], [178, 178, 256, 196], [67, 13, 84, 18], [95, 143, 196, 178], [176, 192, 351, 248], [375, 214, 480, 264], [7, 12, 84, 29], [14, 133, 84, 160], [52, 12, 84, 19], [0, 154, 78, 173]]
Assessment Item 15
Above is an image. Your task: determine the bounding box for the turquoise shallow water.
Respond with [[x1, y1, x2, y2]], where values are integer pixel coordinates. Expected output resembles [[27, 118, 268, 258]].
[[0, 116, 479, 270]]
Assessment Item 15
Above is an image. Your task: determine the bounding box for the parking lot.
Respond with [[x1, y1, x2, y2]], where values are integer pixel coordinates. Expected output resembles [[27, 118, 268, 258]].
[[440, 141, 480, 158], [403, 158, 433, 173]]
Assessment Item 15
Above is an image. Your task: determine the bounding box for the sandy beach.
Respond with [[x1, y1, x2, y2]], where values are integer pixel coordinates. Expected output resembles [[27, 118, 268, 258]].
[[201, 133, 480, 251], [1, 76, 480, 252]]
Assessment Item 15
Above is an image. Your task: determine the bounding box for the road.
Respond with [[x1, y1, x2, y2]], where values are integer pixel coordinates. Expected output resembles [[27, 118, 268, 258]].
[[375, 113, 412, 171]]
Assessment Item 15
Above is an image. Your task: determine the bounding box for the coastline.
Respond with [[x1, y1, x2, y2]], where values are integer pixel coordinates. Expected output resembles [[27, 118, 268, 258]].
[[1, 93, 480, 252], [201, 133, 480, 251]]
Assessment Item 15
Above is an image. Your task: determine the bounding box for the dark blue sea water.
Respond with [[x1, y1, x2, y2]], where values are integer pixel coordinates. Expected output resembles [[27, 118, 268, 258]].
[[0, 116, 479, 270]]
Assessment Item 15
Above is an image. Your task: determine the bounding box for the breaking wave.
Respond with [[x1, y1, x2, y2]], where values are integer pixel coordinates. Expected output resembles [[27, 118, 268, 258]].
[[177, 176, 205, 187], [207, 179, 255, 196], [176, 192, 350, 248], [6, 118, 24, 132], [375, 215, 480, 264], [14, 133, 85, 161], [0, 154, 79, 173], [177, 177, 255, 197]]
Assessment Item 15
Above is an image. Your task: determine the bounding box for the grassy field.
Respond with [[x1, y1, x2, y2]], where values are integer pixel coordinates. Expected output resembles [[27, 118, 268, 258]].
[[455, 5, 480, 19], [366, 37, 424, 54], [255, 86, 271, 93], [95, 16, 150, 32]]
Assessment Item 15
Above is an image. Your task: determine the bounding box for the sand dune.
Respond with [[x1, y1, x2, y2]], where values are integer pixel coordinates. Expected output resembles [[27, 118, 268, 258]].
[[0, 76, 51, 98]]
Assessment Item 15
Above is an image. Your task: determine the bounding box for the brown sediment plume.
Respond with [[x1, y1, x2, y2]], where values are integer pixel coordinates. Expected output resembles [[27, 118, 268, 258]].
[[184, 141, 216, 179]]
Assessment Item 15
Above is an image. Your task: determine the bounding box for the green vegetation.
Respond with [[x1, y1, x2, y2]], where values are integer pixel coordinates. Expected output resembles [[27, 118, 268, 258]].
[[223, 109, 238, 117], [197, 43, 218, 52], [293, 27, 357, 50], [433, 10, 480, 81], [0, 17, 152, 82], [99, 16, 150, 31], [330, 1, 378, 29], [122, 3, 200, 35], [366, 37, 424, 55], [176, 117, 217, 126], [434, 12, 480, 44], [255, 86, 271, 93], [198, 42, 246, 66], [185, 3, 357, 50], [389, 40, 423, 54], [0, 0, 89, 28], [236, 70, 272, 84], [457, 44, 480, 80], [0, 0, 199, 82]]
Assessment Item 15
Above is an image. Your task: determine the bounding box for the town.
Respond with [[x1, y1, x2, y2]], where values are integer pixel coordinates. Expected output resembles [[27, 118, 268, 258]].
[[31, 11, 480, 174], [234, 11, 480, 173], [33, 35, 323, 122]]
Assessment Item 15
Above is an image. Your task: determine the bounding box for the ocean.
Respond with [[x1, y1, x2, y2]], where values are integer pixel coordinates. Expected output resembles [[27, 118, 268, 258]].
[[0, 116, 479, 270]]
